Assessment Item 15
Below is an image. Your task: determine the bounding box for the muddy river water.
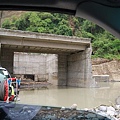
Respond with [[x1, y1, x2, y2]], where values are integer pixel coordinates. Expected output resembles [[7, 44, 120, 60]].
[[19, 82, 120, 109]]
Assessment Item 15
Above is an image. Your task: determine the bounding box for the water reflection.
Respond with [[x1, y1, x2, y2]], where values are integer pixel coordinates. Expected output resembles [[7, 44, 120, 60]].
[[19, 82, 120, 109]]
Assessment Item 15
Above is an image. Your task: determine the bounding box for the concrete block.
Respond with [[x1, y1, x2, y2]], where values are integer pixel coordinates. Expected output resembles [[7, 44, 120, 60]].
[[93, 75, 109, 82]]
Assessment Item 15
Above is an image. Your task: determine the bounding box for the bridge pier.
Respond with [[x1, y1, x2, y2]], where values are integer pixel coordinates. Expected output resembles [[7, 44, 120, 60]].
[[57, 47, 92, 87], [67, 48, 92, 87], [58, 54, 67, 86]]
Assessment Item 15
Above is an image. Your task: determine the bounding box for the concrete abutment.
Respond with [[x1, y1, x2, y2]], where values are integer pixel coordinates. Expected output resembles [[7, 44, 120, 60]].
[[57, 47, 93, 87], [67, 48, 92, 87]]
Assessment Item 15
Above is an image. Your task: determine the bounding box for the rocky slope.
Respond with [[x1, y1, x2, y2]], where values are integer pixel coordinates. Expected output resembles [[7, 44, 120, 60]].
[[92, 58, 120, 81]]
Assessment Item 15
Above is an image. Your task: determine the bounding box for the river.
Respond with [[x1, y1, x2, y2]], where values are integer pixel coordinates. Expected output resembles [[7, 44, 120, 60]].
[[19, 82, 120, 109]]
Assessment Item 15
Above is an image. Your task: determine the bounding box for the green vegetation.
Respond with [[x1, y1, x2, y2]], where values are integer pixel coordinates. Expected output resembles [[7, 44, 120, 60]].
[[2, 12, 120, 60]]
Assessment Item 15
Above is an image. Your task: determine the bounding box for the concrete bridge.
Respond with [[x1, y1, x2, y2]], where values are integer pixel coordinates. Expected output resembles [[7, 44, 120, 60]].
[[0, 28, 92, 87]]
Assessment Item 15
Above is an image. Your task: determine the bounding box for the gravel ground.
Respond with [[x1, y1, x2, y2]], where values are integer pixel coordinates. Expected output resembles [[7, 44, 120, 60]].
[[32, 106, 110, 120]]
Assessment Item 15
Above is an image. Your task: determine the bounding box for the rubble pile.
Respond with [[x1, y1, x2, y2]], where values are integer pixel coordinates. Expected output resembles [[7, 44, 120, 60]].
[[89, 104, 120, 120], [33, 103, 120, 120], [33, 106, 110, 120]]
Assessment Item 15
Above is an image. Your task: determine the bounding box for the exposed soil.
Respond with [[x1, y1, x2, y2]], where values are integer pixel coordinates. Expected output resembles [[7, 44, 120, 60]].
[[92, 59, 120, 81]]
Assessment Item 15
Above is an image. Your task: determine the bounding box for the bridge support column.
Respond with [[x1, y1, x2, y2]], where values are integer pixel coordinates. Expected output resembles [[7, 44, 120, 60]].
[[67, 48, 92, 87], [58, 54, 67, 86], [1, 48, 14, 75], [46, 54, 58, 85]]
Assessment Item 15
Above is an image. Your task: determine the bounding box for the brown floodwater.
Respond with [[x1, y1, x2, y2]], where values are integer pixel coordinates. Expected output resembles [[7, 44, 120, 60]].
[[19, 82, 120, 109]]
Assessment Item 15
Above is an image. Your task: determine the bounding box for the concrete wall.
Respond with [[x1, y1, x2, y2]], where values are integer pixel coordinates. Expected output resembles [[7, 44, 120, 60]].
[[83, 48, 93, 87], [58, 54, 67, 86], [14, 52, 46, 81], [67, 48, 92, 87], [46, 54, 58, 85], [14, 53, 58, 82]]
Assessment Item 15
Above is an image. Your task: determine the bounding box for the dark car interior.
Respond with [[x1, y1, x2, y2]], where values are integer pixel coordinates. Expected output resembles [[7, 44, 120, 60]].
[[0, 0, 120, 39]]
